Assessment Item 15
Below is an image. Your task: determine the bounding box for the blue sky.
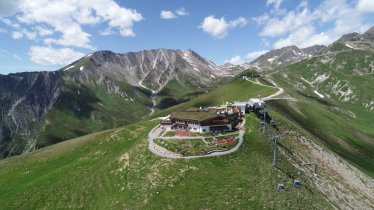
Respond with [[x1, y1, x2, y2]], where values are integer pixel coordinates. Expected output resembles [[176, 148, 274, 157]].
[[0, 0, 373, 74]]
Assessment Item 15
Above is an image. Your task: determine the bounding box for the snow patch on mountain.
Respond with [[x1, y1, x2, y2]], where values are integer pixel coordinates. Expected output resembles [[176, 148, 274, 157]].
[[331, 81, 356, 102], [314, 90, 325, 98], [267, 56, 278, 63], [300, 77, 313, 85], [314, 74, 330, 83], [345, 44, 357, 49], [64, 65, 75, 71]]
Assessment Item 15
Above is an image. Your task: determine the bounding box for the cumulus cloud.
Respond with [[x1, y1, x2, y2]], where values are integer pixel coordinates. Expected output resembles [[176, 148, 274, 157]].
[[0, 1, 20, 16], [29, 46, 84, 65], [200, 15, 248, 39], [176, 8, 189, 16], [357, 0, 374, 12], [11, 31, 23, 39], [0, 0, 143, 66], [0, 0, 143, 50], [259, 7, 313, 37], [246, 50, 269, 60], [160, 10, 177, 19], [255, 0, 373, 49], [224, 55, 244, 65], [266, 0, 284, 9], [160, 8, 189, 20]]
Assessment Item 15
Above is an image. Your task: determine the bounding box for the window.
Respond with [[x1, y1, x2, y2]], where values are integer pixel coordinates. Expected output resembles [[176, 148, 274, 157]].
[[203, 129, 206, 132]]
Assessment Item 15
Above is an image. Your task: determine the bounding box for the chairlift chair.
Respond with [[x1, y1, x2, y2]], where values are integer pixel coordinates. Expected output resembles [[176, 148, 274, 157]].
[[277, 183, 285, 190], [293, 179, 301, 188]]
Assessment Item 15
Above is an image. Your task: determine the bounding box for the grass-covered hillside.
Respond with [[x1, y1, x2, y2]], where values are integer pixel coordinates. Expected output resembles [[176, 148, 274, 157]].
[[1, 71, 373, 209], [268, 45, 374, 178], [0, 115, 332, 209], [31, 54, 218, 150], [155, 77, 277, 117]]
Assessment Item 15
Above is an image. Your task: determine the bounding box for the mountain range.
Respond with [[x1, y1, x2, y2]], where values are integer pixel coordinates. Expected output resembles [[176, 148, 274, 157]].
[[0, 24, 373, 210], [0, 49, 240, 157], [1, 26, 374, 159]]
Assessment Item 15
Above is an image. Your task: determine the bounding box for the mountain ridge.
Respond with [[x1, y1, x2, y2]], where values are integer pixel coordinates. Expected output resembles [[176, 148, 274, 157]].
[[0, 48, 238, 158]]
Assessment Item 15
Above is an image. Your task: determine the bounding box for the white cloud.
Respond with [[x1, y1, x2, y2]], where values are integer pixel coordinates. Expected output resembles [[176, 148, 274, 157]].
[[230, 17, 248, 28], [1, 17, 20, 28], [0, 0, 143, 50], [160, 10, 177, 19], [0, 28, 7, 33], [35, 26, 53, 36], [200, 15, 248, 39], [267, 0, 284, 9], [246, 50, 269, 60], [176, 8, 189, 16], [11, 31, 23, 39], [255, 0, 374, 49], [99, 28, 115, 36], [260, 8, 313, 37], [29, 46, 84, 65], [0, 1, 20, 16], [200, 16, 229, 38], [224, 55, 244, 65], [357, 0, 374, 12]]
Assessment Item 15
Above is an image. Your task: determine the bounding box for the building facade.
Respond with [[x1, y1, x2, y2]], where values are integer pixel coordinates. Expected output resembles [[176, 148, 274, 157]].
[[160, 111, 238, 133]]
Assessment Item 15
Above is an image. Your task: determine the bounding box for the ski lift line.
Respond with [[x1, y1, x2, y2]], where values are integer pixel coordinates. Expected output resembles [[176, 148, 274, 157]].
[[302, 162, 319, 174], [272, 134, 282, 167]]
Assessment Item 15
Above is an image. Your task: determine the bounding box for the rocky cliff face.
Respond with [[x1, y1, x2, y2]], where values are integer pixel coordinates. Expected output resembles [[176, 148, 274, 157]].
[[0, 72, 64, 157], [0, 49, 238, 158], [247, 45, 327, 71], [333, 26, 374, 52], [64, 49, 233, 93]]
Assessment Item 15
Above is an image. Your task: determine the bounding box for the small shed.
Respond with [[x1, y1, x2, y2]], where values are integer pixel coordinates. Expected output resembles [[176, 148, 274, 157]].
[[240, 75, 248, 79]]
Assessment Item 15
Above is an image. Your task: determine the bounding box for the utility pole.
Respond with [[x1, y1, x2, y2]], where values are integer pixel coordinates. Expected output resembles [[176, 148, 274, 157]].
[[272, 134, 282, 167], [262, 105, 270, 134], [263, 105, 266, 134]]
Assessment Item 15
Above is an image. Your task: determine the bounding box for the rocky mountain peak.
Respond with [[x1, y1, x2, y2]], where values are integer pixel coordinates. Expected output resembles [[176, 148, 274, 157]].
[[246, 44, 327, 71], [362, 26, 374, 41], [363, 25, 374, 35], [334, 25, 374, 44]]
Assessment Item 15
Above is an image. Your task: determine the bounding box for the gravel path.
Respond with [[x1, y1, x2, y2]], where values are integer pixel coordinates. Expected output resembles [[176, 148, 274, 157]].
[[245, 78, 285, 101], [148, 119, 247, 159]]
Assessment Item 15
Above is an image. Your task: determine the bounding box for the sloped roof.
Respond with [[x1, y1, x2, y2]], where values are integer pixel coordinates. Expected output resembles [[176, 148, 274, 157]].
[[170, 111, 218, 121]]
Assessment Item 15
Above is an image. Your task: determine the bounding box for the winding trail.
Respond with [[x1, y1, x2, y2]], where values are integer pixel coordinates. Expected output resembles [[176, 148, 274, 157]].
[[148, 119, 247, 159], [138, 80, 157, 116], [138, 76, 172, 116], [245, 78, 285, 101]]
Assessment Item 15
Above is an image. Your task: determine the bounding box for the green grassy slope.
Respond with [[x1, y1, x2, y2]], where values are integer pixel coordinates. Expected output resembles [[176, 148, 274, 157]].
[[269, 98, 374, 177], [154, 77, 278, 117], [0, 115, 331, 209], [272, 45, 374, 130], [34, 82, 151, 148], [267, 46, 374, 177], [155, 78, 207, 110]]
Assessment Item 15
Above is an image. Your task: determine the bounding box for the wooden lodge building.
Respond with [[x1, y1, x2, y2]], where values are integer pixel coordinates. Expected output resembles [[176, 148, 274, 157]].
[[160, 110, 240, 133]]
